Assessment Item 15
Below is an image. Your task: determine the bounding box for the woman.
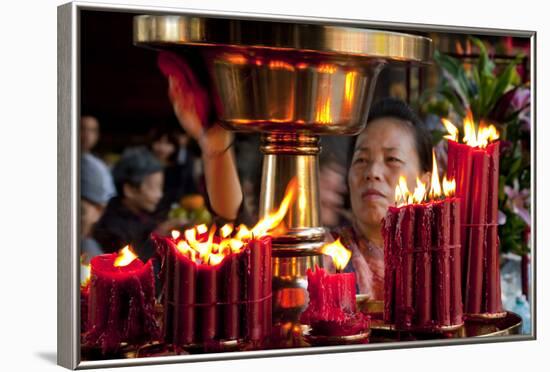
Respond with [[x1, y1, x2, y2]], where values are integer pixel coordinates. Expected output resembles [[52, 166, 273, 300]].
[[161, 54, 432, 299], [333, 98, 432, 298]]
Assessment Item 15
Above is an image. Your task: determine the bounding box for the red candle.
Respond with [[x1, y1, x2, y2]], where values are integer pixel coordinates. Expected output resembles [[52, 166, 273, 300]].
[[218, 252, 241, 340], [465, 150, 489, 314], [383, 207, 399, 324], [447, 140, 473, 275], [395, 205, 415, 328], [153, 229, 273, 346], [485, 142, 503, 314], [433, 200, 451, 326], [85, 247, 159, 354], [413, 203, 433, 327], [449, 197, 464, 325], [244, 236, 271, 342], [301, 239, 369, 337], [196, 263, 218, 343], [301, 266, 369, 337], [443, 116, 503, 318], [384, 168, 462, 331]]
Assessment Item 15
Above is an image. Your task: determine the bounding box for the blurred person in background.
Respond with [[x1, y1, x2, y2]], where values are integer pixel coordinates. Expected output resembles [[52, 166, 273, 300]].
[[93, 148, 185, 262], [80, 153, 116, 262]]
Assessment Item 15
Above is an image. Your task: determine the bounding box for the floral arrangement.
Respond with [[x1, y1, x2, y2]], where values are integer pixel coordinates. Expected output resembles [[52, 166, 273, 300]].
[[421, 37, 531, 256]]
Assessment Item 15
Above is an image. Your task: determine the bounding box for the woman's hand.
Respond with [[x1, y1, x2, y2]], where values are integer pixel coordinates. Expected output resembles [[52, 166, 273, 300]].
[[158, 51, 233, 155]]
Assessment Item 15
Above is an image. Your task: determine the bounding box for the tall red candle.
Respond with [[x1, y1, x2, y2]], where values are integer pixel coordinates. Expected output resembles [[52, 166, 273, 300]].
[[443, 117, 503, 318], [447, 140, 473, 275], [433, 200, 451, 326], [413, 203, 433, 327], [383, 207, 399, 324], [86, 250, 159, 354], [465, 150, 489, 314], [449, 197, 463, 325], [485, 142, 503, 314]]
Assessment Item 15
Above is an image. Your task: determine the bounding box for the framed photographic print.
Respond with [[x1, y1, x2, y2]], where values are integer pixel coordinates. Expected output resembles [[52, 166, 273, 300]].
[[57, 1, 535, 369]]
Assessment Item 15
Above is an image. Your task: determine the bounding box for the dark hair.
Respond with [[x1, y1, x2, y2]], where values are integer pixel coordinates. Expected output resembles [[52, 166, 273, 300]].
[[148, 123, 181, 164], [359, 97, 432, 173], [112, 147, 163, 195]]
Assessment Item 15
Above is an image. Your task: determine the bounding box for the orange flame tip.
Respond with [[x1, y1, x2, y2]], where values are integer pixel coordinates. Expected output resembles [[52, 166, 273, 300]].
[[321, 238, 352, 271], [114, 245, 137, 267]]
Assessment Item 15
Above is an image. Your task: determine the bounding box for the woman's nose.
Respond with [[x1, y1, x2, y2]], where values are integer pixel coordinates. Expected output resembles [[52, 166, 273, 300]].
[[365, 160, 383, 181]]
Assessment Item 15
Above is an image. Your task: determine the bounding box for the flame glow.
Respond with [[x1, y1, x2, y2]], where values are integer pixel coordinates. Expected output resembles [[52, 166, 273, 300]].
[[321, 238, 352, 271], [81, 263, 91, 287], [171, 230, 181, 240], [251, 177, 298, 237], [168, 179, 298, 265], [442, 109, 499, 148], [394, 154, 456, 206], [429, 151, 442, 199], [443, 176, 456, 197], [113, 245, 137, 267], [220, 224, 234, 239]]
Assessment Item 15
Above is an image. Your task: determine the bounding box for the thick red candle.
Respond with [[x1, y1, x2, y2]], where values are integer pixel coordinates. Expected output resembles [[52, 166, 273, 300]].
[[86, 251, 159, 353], [301, 266, 369, 337], [433, 200, 451, 326], [414, 203, 433, 327], [449, 197, 463, 325], [465, 150, 489, 314], [485, 142, 503, 314], [395, 205, 415, 328]]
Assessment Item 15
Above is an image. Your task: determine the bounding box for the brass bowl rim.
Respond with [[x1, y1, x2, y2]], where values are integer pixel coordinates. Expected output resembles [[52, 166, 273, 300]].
[[134, 15, 432, 63]]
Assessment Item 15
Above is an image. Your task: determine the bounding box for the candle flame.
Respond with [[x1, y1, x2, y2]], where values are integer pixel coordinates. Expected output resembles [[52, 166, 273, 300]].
[[113, 245, 137, 267], [81, 263, 91, 287], [394, 154, 454, 205], [171, 230, 181, 240], [429, 151, 442, 199], [220, 224, 234, 239], [176, 240, 197, 261], [443, 176, 456, 197], [442, 118, 458, 142], [442, 109, 499, 148], [321, 238, 352, 271], [251, 177, 298, 237], [208, 253, 225, 266], [168, 179, 297, 265], [196, 224, 208, 235]]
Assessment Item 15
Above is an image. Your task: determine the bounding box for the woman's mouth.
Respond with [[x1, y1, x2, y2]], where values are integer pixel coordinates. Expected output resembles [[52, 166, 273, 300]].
[[361, 189, 386, 201]]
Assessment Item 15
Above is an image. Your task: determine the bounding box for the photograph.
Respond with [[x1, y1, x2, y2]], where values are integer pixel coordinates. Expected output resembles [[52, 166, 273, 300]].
[[57, 1, 535, 369]]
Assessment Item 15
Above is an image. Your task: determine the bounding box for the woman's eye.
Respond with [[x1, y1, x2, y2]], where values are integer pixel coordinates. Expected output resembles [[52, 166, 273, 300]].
[[387, 157, 402, 163], [353, 157, 366, 165]]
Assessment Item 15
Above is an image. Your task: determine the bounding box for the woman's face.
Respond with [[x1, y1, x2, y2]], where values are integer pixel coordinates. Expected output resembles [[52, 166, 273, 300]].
[[348, 117, 427, 230]]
